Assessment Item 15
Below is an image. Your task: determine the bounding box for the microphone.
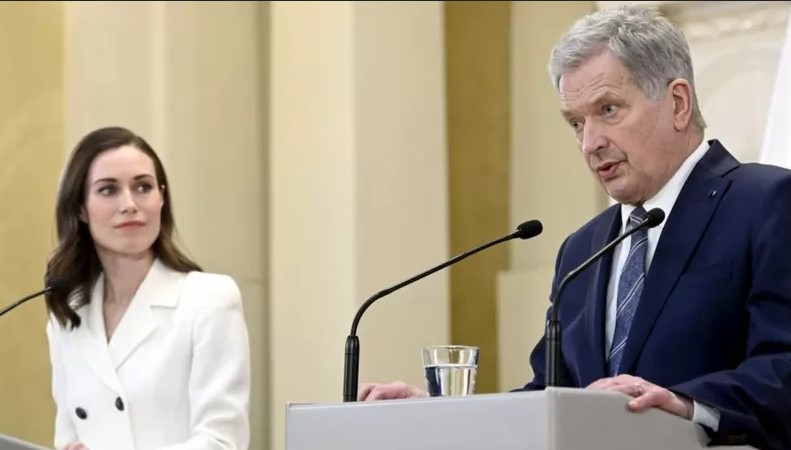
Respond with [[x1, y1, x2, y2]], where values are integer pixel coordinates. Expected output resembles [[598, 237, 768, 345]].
[[0, 278, 70, 319], [545, 207, 665, 387], [344, 219, 544, 402]]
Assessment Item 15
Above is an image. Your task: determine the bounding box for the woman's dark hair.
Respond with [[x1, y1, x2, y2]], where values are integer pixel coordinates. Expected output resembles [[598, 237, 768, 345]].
[[45, 126, 201, 329]]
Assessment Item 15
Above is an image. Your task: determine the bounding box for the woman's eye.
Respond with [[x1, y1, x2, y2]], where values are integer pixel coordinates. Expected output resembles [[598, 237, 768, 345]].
[[98, 185, 115, 196]]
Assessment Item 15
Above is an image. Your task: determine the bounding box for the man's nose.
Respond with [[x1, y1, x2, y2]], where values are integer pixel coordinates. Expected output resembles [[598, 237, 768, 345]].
[[581, 122, 607, 156]]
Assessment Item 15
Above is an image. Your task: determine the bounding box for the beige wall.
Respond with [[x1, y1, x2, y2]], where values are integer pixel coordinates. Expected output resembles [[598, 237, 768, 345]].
[[498, 1, 603, 390], [446, 1, 511, 393], [269, 2, 449, 449], [444, 1, 602, 393], [0, 2, 63, 446]]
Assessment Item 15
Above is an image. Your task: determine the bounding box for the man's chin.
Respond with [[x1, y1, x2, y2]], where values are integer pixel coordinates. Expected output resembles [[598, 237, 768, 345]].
[[604, 185, 637, 205]]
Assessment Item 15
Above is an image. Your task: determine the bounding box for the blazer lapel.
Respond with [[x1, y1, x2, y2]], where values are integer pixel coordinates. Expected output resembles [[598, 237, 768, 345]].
[[618, 140, 738, 375], [108, 259, 182, 369], [583, 205, 621, 382], [74, 275, 124, 394]]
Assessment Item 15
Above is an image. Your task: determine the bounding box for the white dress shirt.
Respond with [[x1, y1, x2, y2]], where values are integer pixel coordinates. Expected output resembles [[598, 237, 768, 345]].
[[605, 139, 720, 431]]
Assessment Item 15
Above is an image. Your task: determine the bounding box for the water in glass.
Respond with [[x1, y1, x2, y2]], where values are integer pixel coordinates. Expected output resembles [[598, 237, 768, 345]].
[[424, 363, 477, 396]]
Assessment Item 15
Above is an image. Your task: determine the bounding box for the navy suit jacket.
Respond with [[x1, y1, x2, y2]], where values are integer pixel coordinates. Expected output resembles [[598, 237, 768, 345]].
[[521, 140, 791, 449]]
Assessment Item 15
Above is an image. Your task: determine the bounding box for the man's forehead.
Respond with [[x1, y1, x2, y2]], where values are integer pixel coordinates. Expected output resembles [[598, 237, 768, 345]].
[[559, 68, 636, 108], [559, 65, 631, 91], [559, 50, 632, 86], [560, 77, 618, 104]]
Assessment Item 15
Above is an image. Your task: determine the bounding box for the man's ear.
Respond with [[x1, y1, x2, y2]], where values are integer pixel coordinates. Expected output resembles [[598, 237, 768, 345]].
[[669, 78, 693, 131]]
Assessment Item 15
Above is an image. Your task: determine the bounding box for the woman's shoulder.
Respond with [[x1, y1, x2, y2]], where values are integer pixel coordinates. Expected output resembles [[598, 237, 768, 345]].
[[183, 270, 238, 290], [180, 269, 243, 308], [154, 259, 238, 296]]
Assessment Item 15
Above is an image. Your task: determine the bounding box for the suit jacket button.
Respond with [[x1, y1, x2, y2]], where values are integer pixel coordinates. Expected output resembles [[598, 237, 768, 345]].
[[115, 397, 125, 411], [75, 407, 87, 420]]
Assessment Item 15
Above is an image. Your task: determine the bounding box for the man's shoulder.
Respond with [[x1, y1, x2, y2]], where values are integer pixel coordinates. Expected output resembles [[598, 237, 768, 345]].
[[720, 162, 791, 202], [732, 161, 791, 182], [707, 139, 791, 186]]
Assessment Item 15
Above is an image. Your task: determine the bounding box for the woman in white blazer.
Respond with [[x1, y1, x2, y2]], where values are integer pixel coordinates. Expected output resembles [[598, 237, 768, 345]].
[[44, 126, 251, 450]]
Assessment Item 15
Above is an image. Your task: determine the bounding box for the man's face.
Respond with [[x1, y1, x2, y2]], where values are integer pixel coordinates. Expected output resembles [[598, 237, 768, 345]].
[[559, 50, 685, 205]]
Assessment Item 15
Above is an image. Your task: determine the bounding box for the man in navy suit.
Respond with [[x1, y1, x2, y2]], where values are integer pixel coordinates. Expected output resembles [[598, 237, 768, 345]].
[[359, 5, 791, 449]]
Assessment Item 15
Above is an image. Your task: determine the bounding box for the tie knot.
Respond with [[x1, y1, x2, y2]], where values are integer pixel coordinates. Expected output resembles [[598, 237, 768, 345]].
[[628, 206, 647, 228]]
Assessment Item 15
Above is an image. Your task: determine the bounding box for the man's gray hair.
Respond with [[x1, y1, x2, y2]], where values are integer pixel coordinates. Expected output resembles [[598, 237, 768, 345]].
[[549, 5, 706, 130]]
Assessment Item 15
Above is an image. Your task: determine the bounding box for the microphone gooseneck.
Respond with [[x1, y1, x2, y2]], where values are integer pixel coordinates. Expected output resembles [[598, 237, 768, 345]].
[[344, 219, 543, 402], [545, 207, 665, 387], [0, 278, 70, 319]]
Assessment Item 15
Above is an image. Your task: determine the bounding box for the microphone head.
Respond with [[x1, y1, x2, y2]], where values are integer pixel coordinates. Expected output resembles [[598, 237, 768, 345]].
[[644, 208, 665, 228], [516, 220, 543, 239], [46, 277, 71, 293]]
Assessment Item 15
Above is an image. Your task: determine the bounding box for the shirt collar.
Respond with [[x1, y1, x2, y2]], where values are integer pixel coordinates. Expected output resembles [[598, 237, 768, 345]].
[[620, 139, 710, 232]]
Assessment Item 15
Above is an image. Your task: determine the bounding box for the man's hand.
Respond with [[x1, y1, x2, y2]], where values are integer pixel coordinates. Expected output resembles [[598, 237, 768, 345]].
[[357, 381, 429, 401], [587, 374, 694, 419]]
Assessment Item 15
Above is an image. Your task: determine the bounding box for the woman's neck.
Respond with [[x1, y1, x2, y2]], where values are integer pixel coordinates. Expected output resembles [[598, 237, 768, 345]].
[[98, 251, 155, 306]]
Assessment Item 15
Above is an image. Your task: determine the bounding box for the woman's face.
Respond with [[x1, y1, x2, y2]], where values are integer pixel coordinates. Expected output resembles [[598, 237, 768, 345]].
[[81, 145, 164, 260]]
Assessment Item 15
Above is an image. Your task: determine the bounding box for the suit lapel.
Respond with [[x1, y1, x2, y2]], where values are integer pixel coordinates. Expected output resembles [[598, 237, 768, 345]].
[[108, 259, 182, 369], [618, 140, 737, 374], [583, 206, 621, 382], [74, 275, 124, 394]]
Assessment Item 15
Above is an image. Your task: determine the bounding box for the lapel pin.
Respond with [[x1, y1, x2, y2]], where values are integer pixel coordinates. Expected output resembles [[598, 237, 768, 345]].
[[708, 190, 717, 198]]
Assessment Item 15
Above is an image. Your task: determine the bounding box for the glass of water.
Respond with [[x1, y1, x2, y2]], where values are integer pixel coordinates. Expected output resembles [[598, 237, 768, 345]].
[[422, 345, 479, 397]]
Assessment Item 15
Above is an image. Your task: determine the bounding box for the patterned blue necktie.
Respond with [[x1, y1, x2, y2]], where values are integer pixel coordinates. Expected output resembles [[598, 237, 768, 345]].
[[607, 206, 648, 376]]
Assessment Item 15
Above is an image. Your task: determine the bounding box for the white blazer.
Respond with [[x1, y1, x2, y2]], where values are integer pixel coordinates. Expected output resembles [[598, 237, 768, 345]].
[[46, 259, 251, 450]]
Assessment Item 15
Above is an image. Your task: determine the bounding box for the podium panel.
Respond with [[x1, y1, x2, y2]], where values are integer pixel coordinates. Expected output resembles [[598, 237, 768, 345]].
[[286, 387, 757, 450], [0, 433, 49, 450]]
